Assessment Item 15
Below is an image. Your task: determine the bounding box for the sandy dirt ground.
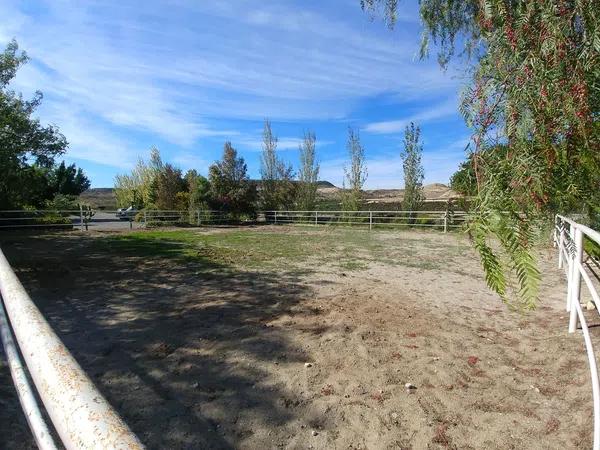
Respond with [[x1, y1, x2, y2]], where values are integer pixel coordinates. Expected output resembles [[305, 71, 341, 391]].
[[0, 227, 596, 449]]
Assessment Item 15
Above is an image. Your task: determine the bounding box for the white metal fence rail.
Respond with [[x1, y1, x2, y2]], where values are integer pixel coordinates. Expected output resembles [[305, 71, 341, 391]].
[[0, 209, 469, 232], [0, 247, 144, 449], [554, 214, 600, 450], [0, 298, 57, 449], [267, 210, 468, 231]]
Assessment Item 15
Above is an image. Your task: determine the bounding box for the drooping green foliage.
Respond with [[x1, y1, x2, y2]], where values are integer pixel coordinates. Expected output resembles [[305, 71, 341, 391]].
[[401, 122, 425, 214], [361, 0, 600, 308], [209, 142, 257, 217], [297, 131, 320, 211], [0, 40, 70, 209], [342, 127, 368, 211]]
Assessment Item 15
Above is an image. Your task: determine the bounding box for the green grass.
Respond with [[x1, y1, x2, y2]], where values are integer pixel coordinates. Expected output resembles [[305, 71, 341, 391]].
[[94, 227, 471, 273]]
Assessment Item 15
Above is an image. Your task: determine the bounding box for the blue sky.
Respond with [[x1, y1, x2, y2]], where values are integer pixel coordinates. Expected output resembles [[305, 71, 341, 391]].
[[1, 0, 471, 188]]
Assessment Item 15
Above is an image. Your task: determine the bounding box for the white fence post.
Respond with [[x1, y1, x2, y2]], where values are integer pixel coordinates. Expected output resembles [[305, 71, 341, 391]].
[[79, 205, 84, 231], [197, 210, 201, 226], [315, 211, 318, 226], [144, 210, 147, 227], [443, 211, 448, 233], [554, 214, 600, 449], [569, 227, 584, 333], [566, 223, 574, 313], [558, 223, 565, 269], [369, 211, 372, 231]]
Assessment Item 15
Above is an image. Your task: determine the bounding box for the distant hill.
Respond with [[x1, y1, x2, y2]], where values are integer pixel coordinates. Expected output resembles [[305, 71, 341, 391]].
[[316, 182, 461, 204], [79, 188, 117, 209], [79, 182, 462, 210], [316, 180, 336, 188]]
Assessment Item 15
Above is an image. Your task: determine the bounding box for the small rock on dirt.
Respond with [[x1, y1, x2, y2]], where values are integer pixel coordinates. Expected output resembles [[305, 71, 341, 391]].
[[304, 362, 313, 368], [312, 430, 319, 436], [586, 301, 596, 311], [405, 383, 417, 393]]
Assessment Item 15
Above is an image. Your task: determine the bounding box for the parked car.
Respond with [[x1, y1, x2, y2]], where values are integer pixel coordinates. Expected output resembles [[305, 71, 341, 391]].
[[116, 206, 137, 220]]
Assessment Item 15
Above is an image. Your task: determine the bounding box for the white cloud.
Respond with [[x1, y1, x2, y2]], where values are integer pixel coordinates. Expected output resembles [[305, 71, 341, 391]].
[[172, 152, 210, 174], [57, 115, 140, 170], [236, 136, 334, 152], [0, 0, 461, 171], [364, 97, 460, 134]]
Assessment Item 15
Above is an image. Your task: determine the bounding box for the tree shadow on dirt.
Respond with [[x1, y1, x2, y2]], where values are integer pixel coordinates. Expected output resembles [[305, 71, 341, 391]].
[[0, 233, 323, 449]]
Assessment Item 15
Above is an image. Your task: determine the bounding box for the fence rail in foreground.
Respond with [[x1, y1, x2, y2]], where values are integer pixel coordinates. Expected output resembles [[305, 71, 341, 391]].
[[554, 214, 600, 450], [0, 209, 469, 232], [0, 248, 144, 449]]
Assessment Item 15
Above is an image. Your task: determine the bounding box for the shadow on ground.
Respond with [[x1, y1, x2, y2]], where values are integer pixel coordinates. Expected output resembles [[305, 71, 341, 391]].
[[0, 232, 318, 449]]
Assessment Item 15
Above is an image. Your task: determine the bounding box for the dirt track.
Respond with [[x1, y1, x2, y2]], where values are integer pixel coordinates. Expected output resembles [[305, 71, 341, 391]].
[[0, 227, 595, 449]]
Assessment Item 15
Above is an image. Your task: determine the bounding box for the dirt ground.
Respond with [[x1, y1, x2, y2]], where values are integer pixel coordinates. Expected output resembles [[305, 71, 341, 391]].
[[0, 226, 596, 449]]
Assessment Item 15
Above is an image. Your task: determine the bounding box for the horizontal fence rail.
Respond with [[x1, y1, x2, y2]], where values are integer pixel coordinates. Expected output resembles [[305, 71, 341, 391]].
[[0, 297, 57, 449], [267, 210, 468, 231], [0, 209, 469, 232], [0, 248, 144, 449], [554, 214, 600, 450]]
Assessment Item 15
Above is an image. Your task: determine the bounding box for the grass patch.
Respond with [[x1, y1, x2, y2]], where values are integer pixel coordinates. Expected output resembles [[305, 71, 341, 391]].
[[94, 227, 465, 273], [95, 228, 383, 271], [338, 259, 370, 271]]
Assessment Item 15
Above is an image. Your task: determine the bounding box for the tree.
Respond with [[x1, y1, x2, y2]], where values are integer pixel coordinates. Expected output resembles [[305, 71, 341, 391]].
[[0, 40, 68, 209], [297, 131, 320, 210], [114, 147, 163, 208], [401, 122, 425, 215], [450, 158, 477, 198], [209, 142, 257, 217], [450, 145, 509, 197], [155, 163, 186, 210], [185, 169, 211, 211], [360, 0, 600, 308], [259, 119, 296, 211], [50, 161, 91, 196], [342, 127, 367, 211], [260, 120, 279, 210]]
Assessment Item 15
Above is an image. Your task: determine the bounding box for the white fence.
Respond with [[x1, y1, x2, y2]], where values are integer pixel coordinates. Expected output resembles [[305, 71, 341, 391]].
[[267, 209, 468, 231], [0, 210, 82, 229], [0, 247, 144, 449], [554, 214, 600, 450], [0, 209, 469, 232]]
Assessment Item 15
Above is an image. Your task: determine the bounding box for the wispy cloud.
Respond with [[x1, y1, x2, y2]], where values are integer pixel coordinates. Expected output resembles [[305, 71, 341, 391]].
[[0, 0, 463, 179], [364, 97, 460, 134], [236, 137, 334, 152], [172, 152, 210, 174]]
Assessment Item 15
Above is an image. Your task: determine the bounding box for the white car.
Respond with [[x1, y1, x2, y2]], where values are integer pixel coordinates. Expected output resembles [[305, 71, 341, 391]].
[[116, 206, 137, 220]]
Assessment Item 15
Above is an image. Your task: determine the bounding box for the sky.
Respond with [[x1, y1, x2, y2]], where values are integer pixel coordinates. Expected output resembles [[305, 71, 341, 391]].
[[1, 0, 472, 189]]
